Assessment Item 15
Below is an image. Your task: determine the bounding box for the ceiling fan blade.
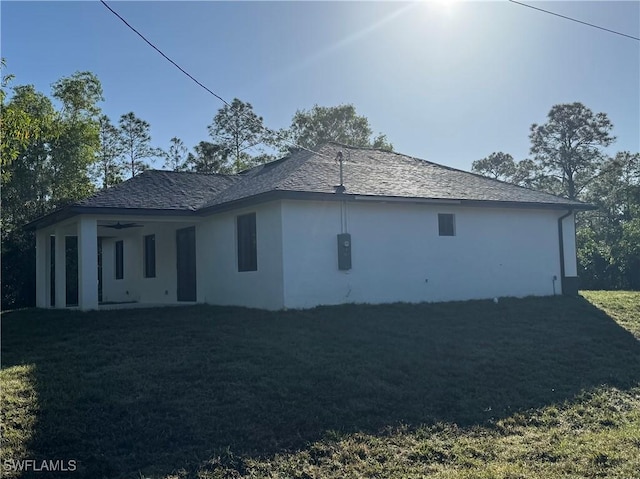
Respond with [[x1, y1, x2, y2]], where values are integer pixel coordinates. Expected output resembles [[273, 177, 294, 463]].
[[103, 222, 143, 229]]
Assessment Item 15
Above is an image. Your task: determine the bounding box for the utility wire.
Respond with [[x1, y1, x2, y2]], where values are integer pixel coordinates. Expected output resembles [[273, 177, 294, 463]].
[[99, 0, 332, 160], [508, 0, 640, 42], [99, 1, 231, 106]]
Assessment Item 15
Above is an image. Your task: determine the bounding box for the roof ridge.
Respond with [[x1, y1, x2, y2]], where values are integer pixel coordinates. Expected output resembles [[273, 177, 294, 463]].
[[264, 148, 318, 190], [146, 168, 238, 179], [235, 153, 292, 175]]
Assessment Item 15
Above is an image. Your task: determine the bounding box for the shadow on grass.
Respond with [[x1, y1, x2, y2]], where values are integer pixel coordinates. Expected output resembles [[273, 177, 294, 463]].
[[2, 295, 639, 478]]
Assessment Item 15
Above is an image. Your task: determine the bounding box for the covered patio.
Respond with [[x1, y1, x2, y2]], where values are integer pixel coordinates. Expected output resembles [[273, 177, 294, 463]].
[[34, 215, 200, 311], [27, 170, 234, 311]]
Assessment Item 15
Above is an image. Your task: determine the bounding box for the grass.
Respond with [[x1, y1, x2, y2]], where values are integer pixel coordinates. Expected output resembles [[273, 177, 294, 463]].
[[581, 291, 640, 337], [1, 292, 639, 478]]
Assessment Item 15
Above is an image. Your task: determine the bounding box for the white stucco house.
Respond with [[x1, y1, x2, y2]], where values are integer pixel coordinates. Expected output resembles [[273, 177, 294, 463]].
[[27, 143, 594, 311]]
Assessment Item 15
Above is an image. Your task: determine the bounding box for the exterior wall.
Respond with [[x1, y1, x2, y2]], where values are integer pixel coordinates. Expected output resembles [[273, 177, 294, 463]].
[[198, 201, 284, 310], [281, 200, 570, 309], [139, 223, 179, 303], [101, 222, 198, 304], [101, 235, 142, 303], [39, 201, 579, 310]]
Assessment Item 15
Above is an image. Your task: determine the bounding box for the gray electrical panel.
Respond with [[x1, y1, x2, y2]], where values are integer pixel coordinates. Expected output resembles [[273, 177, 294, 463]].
[[337, 233, 352, 270]]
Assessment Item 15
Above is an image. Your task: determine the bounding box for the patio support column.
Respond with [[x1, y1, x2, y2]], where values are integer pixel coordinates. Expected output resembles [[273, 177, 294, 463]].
[[78, 217, 99, 311], [35, 229, 50, 308], [54, 227, 67, 309]]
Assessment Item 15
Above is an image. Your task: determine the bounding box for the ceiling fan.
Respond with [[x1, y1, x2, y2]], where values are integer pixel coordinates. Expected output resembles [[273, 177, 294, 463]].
[[103, 222, 143, 230]]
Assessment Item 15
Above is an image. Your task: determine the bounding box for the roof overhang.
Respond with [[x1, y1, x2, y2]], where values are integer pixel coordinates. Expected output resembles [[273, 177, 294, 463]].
[[24, 206, 198, 231], [353, 195, 596, 211], [26, 190, 595, 231], [197, 190, 596, 214]]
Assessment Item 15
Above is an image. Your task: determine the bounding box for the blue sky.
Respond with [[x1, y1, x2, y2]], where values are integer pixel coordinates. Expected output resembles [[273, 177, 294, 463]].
[[2, 1, 639, 171]]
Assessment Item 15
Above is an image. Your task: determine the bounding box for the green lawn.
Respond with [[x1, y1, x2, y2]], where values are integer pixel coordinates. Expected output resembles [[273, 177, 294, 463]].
[[1, 292, 639, 478]]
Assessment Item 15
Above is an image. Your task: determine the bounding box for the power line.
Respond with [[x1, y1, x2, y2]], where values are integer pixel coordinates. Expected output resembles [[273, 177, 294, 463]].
[[99, 0, 332, 160], [508, 0, 640, 42], [99, 1, 231, 106]]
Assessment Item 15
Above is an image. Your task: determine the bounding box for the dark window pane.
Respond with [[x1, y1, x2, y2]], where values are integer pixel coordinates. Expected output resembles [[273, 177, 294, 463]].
[[115, 240, 124, 280], [438, 214, 455, 236], [237, 213, 257, 272], [144, 234, 156, 278]]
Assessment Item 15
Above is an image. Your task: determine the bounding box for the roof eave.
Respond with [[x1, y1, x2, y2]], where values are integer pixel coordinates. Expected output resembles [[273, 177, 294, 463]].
[[26, 190, 596, 231], [453, 198, 595, 211], [25, 206, 198, 231], [197, 190, 597, 215], [351, 194, 596, 211]]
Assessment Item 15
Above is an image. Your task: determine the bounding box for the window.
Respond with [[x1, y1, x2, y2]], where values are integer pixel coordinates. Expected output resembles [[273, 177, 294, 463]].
[[237, 213, 257, 272], [144, 234, 156, 278], [115, 240, 124, 280], [438, 213, 455, 236]]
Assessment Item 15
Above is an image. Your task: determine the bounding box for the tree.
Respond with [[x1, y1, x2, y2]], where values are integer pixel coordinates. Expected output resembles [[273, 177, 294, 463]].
[[578, 151, 640, 289], [208, 98, 271, 172], [529, 102, 615, 200], [1, 57, 13, 96], [94, 115, 124, 188], [588, 152, 640, 221], [372, 133, 393, 152], [2, 71, 101, 215], [510, 158, 547, 190], [471, 152, 554, 191], [185, 141, 229, 174], [620, 211, 640, 289], [472, 152, 516, 181], [1, 85, 58, 230], [287, 104, 376, 151], [163, 137, 188, 171], [1, 71, 102, 308], [49, 71, 102, 205], [51, 70, 103, 120], [1, 60, 53, 177], [119, 112, 158, 178]]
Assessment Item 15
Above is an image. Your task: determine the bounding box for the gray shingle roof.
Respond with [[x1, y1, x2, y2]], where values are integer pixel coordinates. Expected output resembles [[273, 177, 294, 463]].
[[200, 143, 590, 209], [76, 170, 240, 211], [29, 143, 592, 229]]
